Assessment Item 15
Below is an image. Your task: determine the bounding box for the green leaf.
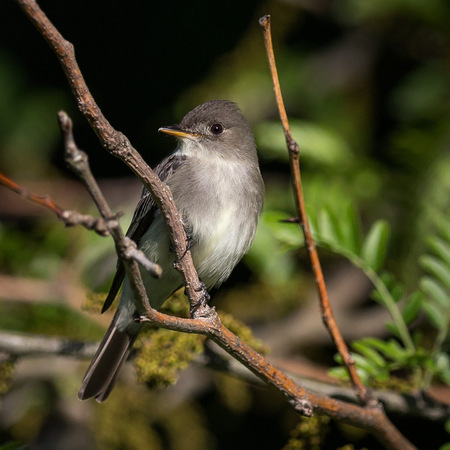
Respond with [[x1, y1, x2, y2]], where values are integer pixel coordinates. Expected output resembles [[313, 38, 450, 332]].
[[328, 366, 349, 381], [391, 282, 405, 303], [436, 215, 450, 244], [317, 209, 340, 247], [385, 323, 401, 339], [361, 338, 408, 361], [352, 353, 380, 376], [427, 236, 450, 267], [254, 120, 353, 166], [361, 220, 390, 270], [420, 277, 449, 309], [337, 205, 362, 255], [420, 255, 450, 289], [402, 290, 424, 324], [352, 341, 386, 367], [422, 302, 447, 330]]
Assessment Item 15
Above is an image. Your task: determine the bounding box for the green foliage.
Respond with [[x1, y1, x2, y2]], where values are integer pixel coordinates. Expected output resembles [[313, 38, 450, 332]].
[[0, 220, 73, 278], [134, 328, 206, 388], [0, 301, 103, 341], [282, 415, 330, 450], [268, 206, 450, 390], [255, 120, 353, 167], [333, 211, 450, 389], [0, 358, 15, 397], [133, 292, 269, 388]]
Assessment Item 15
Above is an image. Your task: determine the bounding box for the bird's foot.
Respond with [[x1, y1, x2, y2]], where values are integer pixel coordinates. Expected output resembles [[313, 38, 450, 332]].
[[170, 233, 193, 259], [189, 280, 212, 318]]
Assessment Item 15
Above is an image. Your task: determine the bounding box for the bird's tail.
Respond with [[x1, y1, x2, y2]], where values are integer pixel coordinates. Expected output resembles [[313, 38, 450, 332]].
[[78, 316, 139, 402]]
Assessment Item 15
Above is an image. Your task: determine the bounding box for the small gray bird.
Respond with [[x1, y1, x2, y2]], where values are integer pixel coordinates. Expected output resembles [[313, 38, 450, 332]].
[[78, 100, 264, 402]]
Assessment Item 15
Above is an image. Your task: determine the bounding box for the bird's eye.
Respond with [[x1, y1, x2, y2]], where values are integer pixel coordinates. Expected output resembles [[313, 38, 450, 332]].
[[210, 123, 224, 135]]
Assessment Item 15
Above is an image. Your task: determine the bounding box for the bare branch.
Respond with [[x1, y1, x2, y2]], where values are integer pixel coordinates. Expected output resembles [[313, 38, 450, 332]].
[[259, 14, 372, 406], [0, 331, 97, 358], [0, 171, 63, 216], [199, 352, 450, 424], [259, 13, 416, 450], [58, 111, 163, 281], [0, 170, 108, 236]]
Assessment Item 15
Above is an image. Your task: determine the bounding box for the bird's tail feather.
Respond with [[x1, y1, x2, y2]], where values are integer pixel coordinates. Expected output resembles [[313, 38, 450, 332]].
[[78, 316, 139, 402]]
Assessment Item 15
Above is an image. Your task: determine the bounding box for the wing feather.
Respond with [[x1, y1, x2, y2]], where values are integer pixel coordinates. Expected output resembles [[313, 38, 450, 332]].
[[101, 153, 186, 313]]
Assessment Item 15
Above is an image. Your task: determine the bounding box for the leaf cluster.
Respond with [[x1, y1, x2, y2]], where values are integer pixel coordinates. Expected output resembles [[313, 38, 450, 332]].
[[266, 206, 450, 390]]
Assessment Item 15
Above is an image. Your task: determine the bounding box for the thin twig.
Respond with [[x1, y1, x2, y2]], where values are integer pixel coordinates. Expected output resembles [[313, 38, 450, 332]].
[[259, 14, 375, 407], [57, 111, 163, 281], [0, 170, 108, 236], [258, 13, 418, 449], [0, 171, 63, 217], [0, 164, 162, 279]]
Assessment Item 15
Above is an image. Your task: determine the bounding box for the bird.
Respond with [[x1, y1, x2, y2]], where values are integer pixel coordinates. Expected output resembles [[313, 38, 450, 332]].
[[78, 99, 264, 402]]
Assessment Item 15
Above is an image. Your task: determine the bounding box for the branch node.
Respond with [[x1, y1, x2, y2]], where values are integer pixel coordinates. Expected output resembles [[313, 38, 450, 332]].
[[189, 281, 213, 319], [290, 398, 314, 417], [122, 240, 162, 279], [258, 14, 270, 27], [288, 139, 299, 157], [279, 217, 300, 224]]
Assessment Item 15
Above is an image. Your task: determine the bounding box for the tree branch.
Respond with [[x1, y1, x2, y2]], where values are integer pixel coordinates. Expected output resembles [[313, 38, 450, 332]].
[[0, 331, 98, 358], [259, 13, 415, 450], [2, 330, 447, 425], [0, 168, 162, 280], [259, 14, 373, 406], [198, 351, 450, 424], [0, 170, 108, 236]]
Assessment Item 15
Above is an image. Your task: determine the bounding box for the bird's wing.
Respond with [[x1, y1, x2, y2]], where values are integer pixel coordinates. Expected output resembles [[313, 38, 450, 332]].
[[101, 153, 187, 313]]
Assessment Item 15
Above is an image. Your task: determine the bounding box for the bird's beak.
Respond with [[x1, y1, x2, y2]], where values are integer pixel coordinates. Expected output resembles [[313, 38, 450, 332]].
[[158, 126, 200, 139]]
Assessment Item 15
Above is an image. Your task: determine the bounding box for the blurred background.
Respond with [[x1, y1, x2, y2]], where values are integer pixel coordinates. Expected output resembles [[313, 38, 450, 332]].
[[0, 0, 449, 448]]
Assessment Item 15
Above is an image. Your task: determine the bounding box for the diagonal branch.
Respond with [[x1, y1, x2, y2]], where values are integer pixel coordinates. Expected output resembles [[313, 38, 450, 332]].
[[259, 14, 374, 407]]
